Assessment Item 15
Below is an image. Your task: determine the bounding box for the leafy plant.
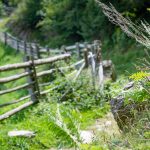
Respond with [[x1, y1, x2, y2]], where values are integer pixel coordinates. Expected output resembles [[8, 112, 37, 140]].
[[47, 103, 81, 149]]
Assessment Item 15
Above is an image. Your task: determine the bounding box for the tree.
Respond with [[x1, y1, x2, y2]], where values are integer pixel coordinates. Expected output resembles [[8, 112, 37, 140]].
[[11, 0, 43, 30], [1, 0, 9, 6], [40, 0, 87, 46], [8, 0, 150, 47]]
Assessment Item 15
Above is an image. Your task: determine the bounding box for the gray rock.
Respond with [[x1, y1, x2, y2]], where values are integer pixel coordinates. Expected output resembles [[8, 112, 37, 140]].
[[8, 130, 35, 137], [110, 82, 149, 130], [123, 82, 134, 90], [80, 130, 95, 144]]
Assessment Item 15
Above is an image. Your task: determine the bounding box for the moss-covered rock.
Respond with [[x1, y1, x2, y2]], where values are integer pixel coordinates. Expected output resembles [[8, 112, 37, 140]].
[[110, 81, 150, 130]]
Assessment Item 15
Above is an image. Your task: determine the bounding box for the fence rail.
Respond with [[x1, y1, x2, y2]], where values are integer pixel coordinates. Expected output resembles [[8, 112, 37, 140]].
[[0, 53, 72, 119], [0, 54, 71, 72], [0, 32, 115, 121], [1, 32, 99, 59]]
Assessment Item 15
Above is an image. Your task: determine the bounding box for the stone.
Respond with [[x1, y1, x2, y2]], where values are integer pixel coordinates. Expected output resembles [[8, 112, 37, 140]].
[[8, 130, 35, 137], [110, 82, 149, 130], [123, 82, 134, 90], [80, 130, 94, 144]]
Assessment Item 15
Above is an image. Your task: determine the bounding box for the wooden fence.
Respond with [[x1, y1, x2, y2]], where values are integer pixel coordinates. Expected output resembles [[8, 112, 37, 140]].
[[1, 32, 98, 59], [0, 53, 71, 120], [0, 32, 114, 121], [3, 5, 15, 15]]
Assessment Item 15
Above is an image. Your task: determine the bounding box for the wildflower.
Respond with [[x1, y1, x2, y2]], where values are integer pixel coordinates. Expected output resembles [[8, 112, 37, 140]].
[[129, 71, 150, 81]]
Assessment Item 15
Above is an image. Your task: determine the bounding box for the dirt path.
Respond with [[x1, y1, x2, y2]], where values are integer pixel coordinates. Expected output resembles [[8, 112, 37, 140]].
[[88, 112, 121, 137], [77, 112, 121, 144], [50, 112, 121, 150]]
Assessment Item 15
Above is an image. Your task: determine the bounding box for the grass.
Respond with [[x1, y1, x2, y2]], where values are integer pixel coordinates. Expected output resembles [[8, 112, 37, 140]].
[[0, 42, 23, 65], [0, 48, 110, 149], [0, 99, 149, 149], [0, 41, 110, 149], [0, 18, 149, 149], [0, 102, 109, 149], [0, 42, 29, 114], [107, 110, 150, 150], [102, 36, 148, 76], [0, 17, 9, 32]]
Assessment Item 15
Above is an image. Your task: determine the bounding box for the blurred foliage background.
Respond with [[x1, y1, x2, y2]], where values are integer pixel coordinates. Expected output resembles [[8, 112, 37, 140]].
[[0, 0, 150, 74]]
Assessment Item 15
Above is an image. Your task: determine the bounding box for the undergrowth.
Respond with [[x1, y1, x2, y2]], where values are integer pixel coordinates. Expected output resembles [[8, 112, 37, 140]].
[[108, 70, 150, 149], [0, 73, 109, 149], [0, 18, 149, 150]]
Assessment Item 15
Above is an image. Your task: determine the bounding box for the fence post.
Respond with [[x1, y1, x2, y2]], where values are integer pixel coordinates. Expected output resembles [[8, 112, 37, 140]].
[[4, 32, 7, 45], [95, 40, 104, 91], [36, 44, 41, 59], [47, 47, 50, 56], [24, 42, 40, 102], [95, 40, 102, 64], [61, 45, 70, 64], [24, 41, 27, 56], [84, 49, 89, 68], [30, 44, 40, 101], [92, 41, 96, 55], [16, 40, 19, 53], [24, 42, 36, 102], [89, 52, 96, 88], [76, 42, 81, 59], [61, 45, 67, 54]]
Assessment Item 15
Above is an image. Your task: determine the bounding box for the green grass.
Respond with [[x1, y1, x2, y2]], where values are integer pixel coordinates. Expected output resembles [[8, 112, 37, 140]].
[[0, 17, 9, 32], [0, 42, 29, 114], [102, 38, 147, 75], [0, 102, 109, 149], [0, 42, 23, 65], [0, 18, 149, 149], [0, 99, 149, 149], [0, 42, 109, 149]]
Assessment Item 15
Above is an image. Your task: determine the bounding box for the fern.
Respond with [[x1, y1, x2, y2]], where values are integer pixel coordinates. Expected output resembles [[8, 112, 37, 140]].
[[48, 104, 81, 149]]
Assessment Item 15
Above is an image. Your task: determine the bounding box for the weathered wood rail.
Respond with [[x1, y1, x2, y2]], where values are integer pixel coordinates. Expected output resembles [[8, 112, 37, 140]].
[[0, 32, 96, 59], [0, 34, 116, 121], [0, 54, 71, 72], [0, 53, 71, 120]]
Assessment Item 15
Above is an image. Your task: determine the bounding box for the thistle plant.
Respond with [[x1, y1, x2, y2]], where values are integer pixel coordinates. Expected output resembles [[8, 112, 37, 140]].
[[48, 103, 81, 149], [95, 0, 150, 49], [95, 0, 150, 97]]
